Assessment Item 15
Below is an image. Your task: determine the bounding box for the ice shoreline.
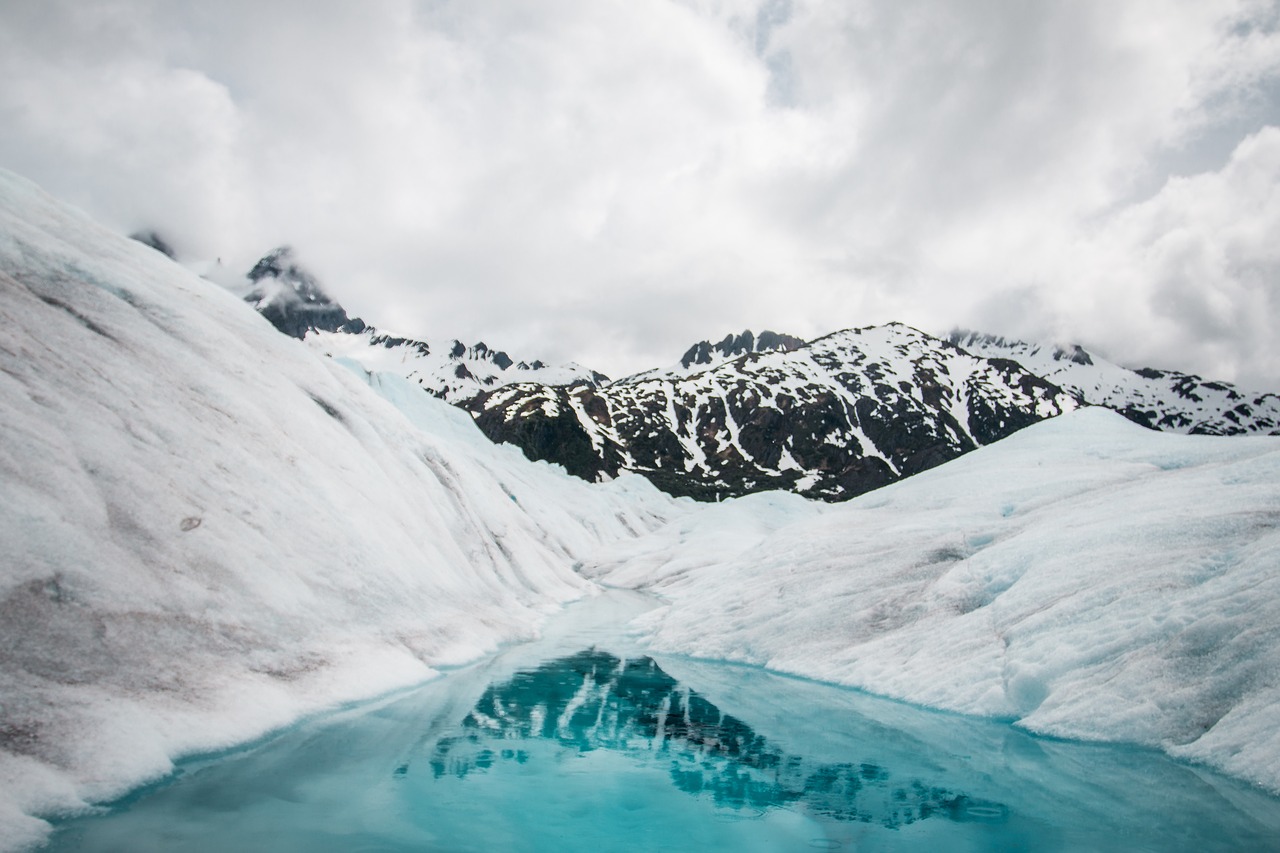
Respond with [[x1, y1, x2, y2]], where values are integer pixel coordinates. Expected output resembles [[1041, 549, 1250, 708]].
[[589, 408, 1280, 795]]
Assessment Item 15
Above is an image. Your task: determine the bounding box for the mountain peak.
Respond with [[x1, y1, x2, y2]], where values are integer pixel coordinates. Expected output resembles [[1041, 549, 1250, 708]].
[[679, 329, 806, 369], [947, 329, 1094, 366], [243, 247, 363, 339]]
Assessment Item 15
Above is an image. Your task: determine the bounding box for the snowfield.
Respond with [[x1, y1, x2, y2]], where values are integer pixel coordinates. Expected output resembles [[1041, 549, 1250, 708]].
[[2, 167, 1280, 849], [587, 407, 1280, 793], [0, 170, 680, 849]]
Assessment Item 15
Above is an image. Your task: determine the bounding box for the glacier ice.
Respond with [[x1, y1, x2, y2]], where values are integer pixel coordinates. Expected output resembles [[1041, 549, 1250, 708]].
[[0, 169, 681, 848]]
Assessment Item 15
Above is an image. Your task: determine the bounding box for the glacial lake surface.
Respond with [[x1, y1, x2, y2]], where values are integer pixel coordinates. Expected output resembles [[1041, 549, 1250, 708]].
[[46, 591, 1280, 852]]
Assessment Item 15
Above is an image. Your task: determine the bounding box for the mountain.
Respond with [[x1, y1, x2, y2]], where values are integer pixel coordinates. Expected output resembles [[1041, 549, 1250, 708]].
[[241, 246, 366, 339], [127, 229, 177, 259], [949, 330, 1280, 436], [465, 324, 1080, 501], [224, 253, 1083, 503], [228, 251, 1279, 503], [232, 248, 605, 404]]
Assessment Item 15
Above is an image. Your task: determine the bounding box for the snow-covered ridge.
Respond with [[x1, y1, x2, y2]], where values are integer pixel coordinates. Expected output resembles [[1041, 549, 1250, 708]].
[[0, 169, 679, 850], [586, 407, 1280, 795], [467, 322, 1080, 500], [205, 244, 608, 404], [950, 329, 1280, 436], [306, 327, 607, 405]]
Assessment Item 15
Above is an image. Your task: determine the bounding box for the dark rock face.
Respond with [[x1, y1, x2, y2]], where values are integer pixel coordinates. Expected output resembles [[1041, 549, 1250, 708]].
[[467, 324, 1080, 501], [243, 247, 363, 339], [680, 329, 805, 369]]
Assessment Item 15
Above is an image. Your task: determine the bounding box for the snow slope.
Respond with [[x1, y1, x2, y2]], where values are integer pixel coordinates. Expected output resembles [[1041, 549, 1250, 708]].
[[0, 170, 680, 850], [587, 408, 1280, 793]]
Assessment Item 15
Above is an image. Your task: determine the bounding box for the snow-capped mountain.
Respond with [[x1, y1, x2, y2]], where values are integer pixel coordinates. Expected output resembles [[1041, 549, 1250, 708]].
[[227, 250, 1279, 504], [466, 324, 1080, 500], [241, 246, 366, 339], [949, 330, 1280, 436]]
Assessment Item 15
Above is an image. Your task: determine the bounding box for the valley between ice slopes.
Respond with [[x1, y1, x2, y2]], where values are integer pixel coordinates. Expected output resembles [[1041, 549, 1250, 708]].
[[1, 168, 1279, 848]]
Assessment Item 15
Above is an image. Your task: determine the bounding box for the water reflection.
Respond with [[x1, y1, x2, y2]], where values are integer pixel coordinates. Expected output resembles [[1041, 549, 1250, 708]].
[[41, 589, 1280, 853], [423, 650, 1006, 830]]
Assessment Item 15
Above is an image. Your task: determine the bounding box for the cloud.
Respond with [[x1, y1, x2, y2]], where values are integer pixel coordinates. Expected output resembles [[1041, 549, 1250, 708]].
[[1, 0, 1277, 387], [1060, 127, 1280, 390]]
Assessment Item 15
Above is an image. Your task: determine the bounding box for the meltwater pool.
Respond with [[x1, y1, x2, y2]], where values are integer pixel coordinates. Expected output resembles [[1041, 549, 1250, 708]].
[[44, 591, 1280, 852]]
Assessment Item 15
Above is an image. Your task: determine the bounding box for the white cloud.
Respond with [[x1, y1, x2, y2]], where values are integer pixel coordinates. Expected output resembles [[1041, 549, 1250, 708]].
[[1, 0, 1277, 386], [1057, 127, 1280, 390]]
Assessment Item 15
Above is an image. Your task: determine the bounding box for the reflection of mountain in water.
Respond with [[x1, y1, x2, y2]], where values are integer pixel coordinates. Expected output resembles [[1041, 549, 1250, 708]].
[[421, 650, 1006, 830]]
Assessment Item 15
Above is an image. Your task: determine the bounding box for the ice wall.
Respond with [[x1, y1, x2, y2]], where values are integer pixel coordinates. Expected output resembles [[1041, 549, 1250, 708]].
[[0, 170, 680, 849]]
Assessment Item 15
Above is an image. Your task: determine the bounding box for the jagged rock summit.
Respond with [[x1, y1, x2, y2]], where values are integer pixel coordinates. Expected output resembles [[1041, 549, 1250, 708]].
[[620, 329, 805, 383], [678, 329, 806, 370], [242, 246, 366, 340]]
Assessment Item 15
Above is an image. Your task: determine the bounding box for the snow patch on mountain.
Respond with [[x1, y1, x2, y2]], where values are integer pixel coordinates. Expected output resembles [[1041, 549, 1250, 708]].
[[308, 328, 606, 405], [950, 329, 1280, 436]]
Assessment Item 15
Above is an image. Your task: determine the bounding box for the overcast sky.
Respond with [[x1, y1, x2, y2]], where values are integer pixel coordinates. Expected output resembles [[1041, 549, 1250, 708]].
[[3, 0, 1279, 388]]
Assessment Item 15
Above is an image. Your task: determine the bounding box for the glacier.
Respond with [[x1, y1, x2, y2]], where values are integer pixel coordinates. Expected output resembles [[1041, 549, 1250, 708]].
[[0, 169, 681, 849], [2, 166, 1280, 848]]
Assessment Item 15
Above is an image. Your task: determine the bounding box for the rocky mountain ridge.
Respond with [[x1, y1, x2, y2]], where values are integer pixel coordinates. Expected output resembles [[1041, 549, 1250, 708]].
[[467, 324, 1080, 500], [212, 246, 605, 403], [949, 330, 1280, 436], [220, 244, 1280, 500]]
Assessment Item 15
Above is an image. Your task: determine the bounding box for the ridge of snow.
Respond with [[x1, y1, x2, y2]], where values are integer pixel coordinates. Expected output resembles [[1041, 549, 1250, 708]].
[[305, 328, 603, 404]]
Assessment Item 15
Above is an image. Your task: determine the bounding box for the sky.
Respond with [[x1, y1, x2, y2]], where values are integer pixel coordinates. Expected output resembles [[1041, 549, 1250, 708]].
[[2, 0, 1279, 388]]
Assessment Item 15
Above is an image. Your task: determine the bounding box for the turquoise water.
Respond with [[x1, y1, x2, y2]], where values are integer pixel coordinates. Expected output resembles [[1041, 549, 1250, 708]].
[[45, 592, 1280, 851]]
